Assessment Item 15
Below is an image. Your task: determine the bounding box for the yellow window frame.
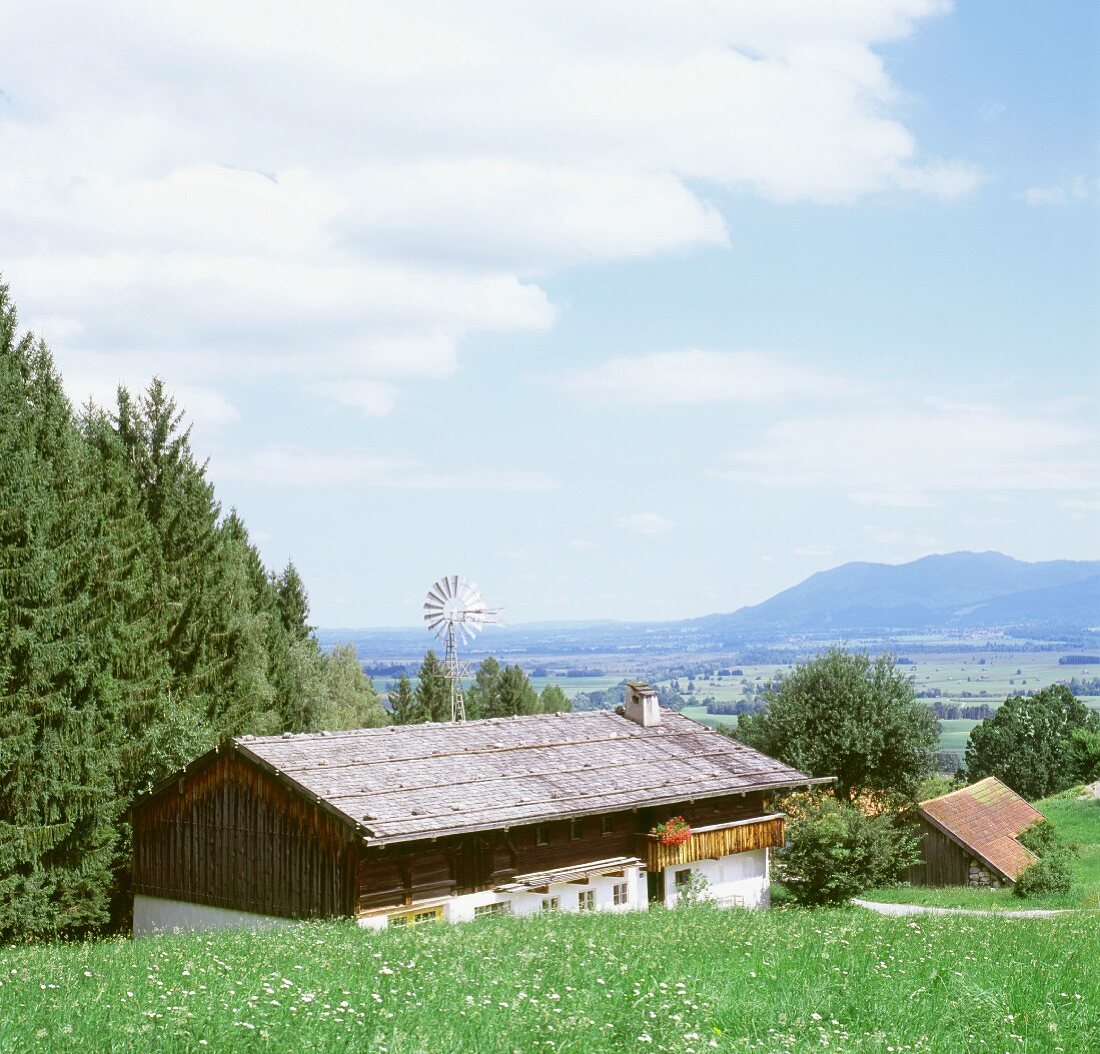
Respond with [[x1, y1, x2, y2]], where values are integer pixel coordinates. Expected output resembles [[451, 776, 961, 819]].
[[388, 905, 444, 928]]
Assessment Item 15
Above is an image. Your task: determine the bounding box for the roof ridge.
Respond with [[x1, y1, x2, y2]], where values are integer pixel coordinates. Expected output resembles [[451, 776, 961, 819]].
[[236, 707, 638, 745]]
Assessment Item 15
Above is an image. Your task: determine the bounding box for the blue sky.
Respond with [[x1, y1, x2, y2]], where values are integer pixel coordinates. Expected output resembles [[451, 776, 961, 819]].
[[2, 1, 1097, 626]]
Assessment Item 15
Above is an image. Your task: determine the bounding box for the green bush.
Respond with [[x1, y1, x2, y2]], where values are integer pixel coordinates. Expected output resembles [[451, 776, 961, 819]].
[[1014, 854, 1073, 898], [1014, 816, 1077, 899], [778, 795, 920, 906], [1018, 817, 1077, 858]]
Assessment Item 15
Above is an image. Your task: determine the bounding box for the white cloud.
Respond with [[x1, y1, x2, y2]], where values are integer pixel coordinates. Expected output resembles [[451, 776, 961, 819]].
[[717, 398, 1099, 507], [562, 350, 854, 406], [1024, 177, 1098, 206], [1, 1, 975, 417], [615, 512, 675, 535], [213, 447, 559, 491]]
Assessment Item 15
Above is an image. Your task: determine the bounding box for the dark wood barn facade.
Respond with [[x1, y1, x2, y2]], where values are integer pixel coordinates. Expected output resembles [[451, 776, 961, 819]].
[[131, 686, 823, 933]]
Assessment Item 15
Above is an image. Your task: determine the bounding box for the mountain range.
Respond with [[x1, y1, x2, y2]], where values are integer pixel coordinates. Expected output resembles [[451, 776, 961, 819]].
[[691, 551, 1100, 638], [319, 552, 1100, 659]]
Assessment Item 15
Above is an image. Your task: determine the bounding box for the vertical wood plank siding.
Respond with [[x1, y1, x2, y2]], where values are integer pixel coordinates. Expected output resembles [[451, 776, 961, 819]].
[[640, 816, 785, 871], [131, 754, 357, 919], [906, 819, 970, 886], [134, 766, 786, 921]]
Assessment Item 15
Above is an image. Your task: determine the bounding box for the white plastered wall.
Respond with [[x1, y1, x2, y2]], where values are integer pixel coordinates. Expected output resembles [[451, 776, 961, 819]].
[[133, 894, 292, 937], [663, 849, 769, 909], [358, 865, 644, 929]]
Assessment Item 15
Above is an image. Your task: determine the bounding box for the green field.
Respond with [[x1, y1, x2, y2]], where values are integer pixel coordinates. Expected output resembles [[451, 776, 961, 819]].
[[527, 675, 624, 697], [935, 718, 977, 755], [2, 906, 1096, 1053], [653, 652, 1099, 757], [865, 787, 1100, 911]]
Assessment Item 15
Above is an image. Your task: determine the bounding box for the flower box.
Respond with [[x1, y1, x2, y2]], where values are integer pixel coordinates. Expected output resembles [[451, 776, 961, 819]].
[[651, 816, 692, 847]]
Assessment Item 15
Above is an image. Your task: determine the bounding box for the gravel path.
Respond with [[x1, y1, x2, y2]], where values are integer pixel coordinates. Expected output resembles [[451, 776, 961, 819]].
[[852, 898, 1073, 919]]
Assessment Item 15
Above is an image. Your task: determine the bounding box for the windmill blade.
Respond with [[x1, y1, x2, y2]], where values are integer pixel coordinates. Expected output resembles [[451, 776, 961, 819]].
[[427, 585, 447, 606], [459, 581, 481, 606], [449, 574, 459, 598], [423, 600, 445, 616]]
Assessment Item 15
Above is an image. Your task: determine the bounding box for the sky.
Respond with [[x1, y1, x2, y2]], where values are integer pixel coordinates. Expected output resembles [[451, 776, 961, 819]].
[[2, 1, 1098, 627]]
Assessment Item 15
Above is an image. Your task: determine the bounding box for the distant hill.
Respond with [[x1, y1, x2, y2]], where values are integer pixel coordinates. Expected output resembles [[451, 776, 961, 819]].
[[320, 552, 1100, 659], [693, 552, 1100, 637]]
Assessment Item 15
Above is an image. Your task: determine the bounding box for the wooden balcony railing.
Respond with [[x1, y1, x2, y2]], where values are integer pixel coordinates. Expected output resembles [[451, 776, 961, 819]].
[[639, 814, 785, 871]]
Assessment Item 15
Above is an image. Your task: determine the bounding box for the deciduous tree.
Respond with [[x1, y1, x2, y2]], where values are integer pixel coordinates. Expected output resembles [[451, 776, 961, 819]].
[[965, 685, 1100, 800], [735, 647, 938, 804], [316, 644, 388, 730]]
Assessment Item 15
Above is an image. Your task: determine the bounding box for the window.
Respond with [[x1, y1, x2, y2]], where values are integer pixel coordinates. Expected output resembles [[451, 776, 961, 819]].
[[474, 901, 511, 919], [675, 868, 693, 888], [601, 815, 614, 837], [577, 889, 595, 912], [540, 896, 560, 912], [389, 906, 443, 928], [612, 882, 629, 906], [535, 824, 549, 846], [570, 819, 583, 840]]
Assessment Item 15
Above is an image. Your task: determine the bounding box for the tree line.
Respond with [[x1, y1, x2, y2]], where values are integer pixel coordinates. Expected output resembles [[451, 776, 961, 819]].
[[0, 283, 386, 940], [386, 654, 571, 723]]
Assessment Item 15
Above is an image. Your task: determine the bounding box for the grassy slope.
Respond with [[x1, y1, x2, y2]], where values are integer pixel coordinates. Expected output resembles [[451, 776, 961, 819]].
[[865, 788, 1100, 911], [1, 907, 1096, 1054]]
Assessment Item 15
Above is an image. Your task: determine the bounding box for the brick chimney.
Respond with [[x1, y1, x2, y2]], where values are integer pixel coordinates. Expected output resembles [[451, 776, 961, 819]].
[[623, 681, 660, 727]]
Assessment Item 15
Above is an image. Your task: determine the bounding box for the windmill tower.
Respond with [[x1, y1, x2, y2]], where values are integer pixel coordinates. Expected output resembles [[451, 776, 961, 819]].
[[423, 575, 502, 722]]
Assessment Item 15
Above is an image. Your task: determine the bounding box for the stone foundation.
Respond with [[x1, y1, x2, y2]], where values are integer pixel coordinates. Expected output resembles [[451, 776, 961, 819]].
[[966, 860, 1002, 888]]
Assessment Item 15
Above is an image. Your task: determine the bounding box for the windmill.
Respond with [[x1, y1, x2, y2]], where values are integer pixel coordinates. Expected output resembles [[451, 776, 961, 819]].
[[423, 575, 502, 722]]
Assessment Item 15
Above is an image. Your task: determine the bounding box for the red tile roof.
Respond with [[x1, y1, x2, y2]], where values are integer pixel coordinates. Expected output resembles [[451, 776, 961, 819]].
[[919, 777, 1043, 882]]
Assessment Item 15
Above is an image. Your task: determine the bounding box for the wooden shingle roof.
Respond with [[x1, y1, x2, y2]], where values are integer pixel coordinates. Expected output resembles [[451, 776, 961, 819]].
[[918, 777, 1043, 882], [236, 710, 819, 845]]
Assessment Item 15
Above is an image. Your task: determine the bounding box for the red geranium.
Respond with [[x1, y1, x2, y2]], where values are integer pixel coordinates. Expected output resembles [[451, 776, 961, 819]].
[[651, 816, 691, 846]]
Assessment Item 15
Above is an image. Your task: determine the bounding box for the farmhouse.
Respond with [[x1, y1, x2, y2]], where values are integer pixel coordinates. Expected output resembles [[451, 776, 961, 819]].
[[131, 683, 824, 935], [907, 776, 1043, 888]]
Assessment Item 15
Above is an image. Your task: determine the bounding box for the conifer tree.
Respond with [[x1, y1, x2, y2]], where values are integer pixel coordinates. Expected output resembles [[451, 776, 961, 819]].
[[464, 657, 502, 720], [0, 281, 368, 937], [488, 664, 540, 717], [0, 285, 117, 938], [415, 650, 451, 723], [275, 562, 312, 640], [388, 675, 423, 725], [267, 561, 329, 732]]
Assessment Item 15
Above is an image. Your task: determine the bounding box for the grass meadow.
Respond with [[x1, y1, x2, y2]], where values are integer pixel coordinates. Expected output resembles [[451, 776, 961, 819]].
[[2, 906, 1097, 1054]]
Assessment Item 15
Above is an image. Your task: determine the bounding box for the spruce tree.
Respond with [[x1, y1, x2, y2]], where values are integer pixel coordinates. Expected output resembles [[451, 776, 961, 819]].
[[415, 650, 451, 723], [267, 561, 328, 732], [490, 664, 540, 717], [388, 675, 423, 725], [464, 657, 502, 720], [0, 285, 117, 938]]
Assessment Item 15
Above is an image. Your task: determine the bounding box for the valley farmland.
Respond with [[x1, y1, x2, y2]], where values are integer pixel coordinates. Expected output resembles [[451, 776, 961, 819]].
[[522, 651, 1100, 757]]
